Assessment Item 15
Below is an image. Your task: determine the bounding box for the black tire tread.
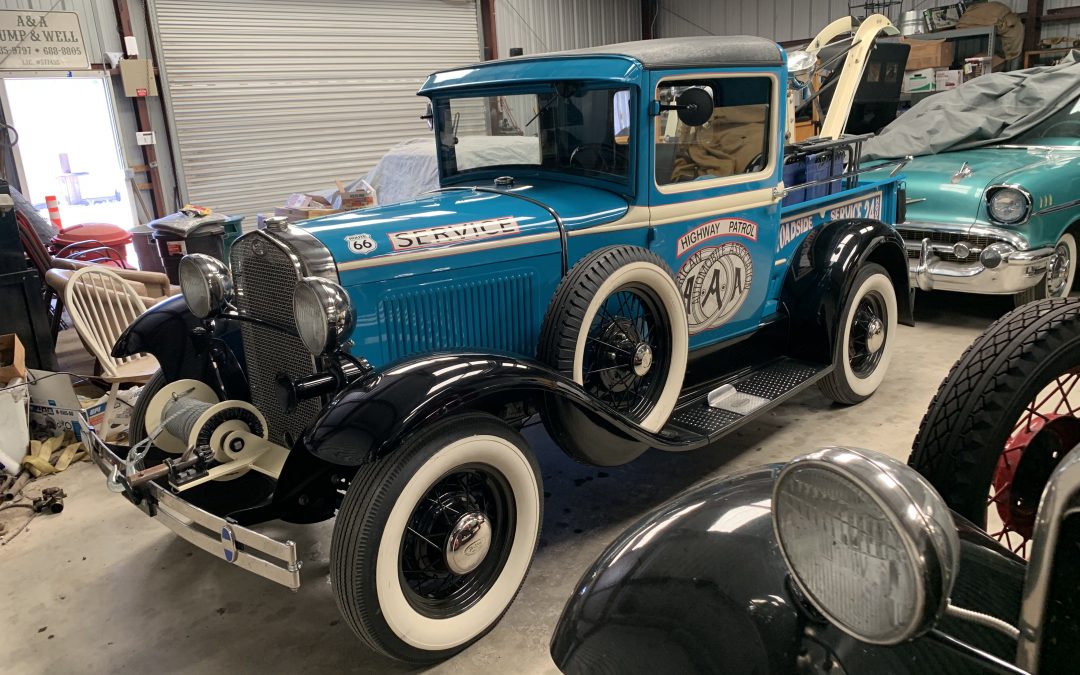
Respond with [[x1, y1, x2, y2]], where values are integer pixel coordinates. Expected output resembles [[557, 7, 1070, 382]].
[[330, 412, 541, 664], [537, 245, 673, 374], [908, 297, 1080, 523], [817, 263, 892, 405]]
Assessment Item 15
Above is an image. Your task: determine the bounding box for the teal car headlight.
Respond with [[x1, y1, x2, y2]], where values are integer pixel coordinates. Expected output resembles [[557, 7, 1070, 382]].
[[986, 186, 1031, 224]]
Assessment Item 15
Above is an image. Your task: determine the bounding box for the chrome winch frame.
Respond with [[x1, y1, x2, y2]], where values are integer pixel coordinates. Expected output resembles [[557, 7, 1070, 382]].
[[84, 416, 303, 590]]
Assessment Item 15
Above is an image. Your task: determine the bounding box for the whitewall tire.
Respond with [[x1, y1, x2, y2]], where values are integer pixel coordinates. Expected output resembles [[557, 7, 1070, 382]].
[[818, 263, 898, 404], [538, 246, 688, 432], [330, 413, 542, 664]]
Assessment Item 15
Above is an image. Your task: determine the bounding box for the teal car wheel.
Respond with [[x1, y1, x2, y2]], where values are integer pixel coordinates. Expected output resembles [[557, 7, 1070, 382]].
[[1016, 232, 1076, 307]]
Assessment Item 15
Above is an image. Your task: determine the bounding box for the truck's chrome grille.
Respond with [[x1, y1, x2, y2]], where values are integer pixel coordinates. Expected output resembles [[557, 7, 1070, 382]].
[[231, 233, 322, 446]]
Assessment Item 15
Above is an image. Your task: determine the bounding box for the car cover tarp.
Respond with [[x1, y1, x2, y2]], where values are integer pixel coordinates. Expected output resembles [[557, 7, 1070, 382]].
[[863, 51, 1080, 160]]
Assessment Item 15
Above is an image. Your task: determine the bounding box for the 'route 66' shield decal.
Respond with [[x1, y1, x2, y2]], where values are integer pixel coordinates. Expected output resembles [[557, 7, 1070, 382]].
[[676, 242, 753, 334]]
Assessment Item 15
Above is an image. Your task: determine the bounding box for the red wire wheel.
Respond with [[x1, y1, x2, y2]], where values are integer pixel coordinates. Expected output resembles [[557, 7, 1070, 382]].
[[910, 298, 1080, 558]]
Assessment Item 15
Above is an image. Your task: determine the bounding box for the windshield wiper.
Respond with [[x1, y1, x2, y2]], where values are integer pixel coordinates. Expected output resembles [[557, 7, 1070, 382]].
[[525, 95, 558, 129]]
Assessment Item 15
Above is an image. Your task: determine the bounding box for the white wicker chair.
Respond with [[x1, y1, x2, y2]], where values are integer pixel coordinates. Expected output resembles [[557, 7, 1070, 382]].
[[63, 266, 159, 441]]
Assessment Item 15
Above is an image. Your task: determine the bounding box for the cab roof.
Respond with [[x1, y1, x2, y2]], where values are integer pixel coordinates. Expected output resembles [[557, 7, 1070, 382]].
[[547, 36, 784, 69], [419, 36, 785, 96]]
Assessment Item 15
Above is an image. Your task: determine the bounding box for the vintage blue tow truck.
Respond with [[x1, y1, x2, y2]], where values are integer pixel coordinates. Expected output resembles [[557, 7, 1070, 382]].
[[92, 16, 911, 665]]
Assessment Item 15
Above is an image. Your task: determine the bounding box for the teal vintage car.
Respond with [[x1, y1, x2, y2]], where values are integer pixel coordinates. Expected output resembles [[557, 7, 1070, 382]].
[[896, 100, 1080, 305]]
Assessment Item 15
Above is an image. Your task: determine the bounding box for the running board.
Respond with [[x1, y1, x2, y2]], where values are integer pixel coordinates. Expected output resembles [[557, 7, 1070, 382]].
[[664, 358, 830, 443]]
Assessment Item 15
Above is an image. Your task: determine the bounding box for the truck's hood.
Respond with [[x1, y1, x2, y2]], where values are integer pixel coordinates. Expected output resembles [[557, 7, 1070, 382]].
[[300, 180, 629, 268], [896, 148, 1059, 227]]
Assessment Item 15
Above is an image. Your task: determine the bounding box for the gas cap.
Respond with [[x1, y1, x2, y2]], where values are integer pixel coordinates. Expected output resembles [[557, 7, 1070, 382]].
[[494, 176, 515, 188]]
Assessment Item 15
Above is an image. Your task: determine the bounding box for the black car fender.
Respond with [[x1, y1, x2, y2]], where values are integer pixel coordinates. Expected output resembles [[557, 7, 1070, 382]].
[[549, 465, 1026, 675], [301, 352, 704, 467], [111, 294, 246, 398], [781, 218, 913, 364]]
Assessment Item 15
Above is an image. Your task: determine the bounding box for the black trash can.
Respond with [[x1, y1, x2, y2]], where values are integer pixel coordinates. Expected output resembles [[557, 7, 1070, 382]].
[[147, 211, 227, 284], [131, 223, 166, 275]]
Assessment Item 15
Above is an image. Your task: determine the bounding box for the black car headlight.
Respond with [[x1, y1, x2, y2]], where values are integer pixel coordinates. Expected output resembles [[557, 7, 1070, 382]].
[[986, 186, 1031, 224], [293, 277, 355, 355], [773, 447, 960, 645], [178, 254, 234, 318]]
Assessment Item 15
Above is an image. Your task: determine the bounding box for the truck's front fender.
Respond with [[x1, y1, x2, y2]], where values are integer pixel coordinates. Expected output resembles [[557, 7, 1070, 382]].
[[301, 353, 699, 466], [782, 218, 913, 364], [111, 295, 208, 382]]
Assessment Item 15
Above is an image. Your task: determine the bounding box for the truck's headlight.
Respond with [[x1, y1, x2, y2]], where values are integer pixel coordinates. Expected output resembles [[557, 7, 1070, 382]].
[[773, 447, 959, 645], [179, 254, 233, 318], [987, 187, 1030, 224], [293, 277, 354, 355]]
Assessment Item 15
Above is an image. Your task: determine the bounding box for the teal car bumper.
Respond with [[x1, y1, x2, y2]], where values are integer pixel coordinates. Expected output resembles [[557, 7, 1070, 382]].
[[900, 222, 1055, 294]]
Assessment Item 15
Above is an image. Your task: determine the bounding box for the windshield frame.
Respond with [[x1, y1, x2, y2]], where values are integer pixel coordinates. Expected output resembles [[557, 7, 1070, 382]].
[[430, 81, 638, 194]]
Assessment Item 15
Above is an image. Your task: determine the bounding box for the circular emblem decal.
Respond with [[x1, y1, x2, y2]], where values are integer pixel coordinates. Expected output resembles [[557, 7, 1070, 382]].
[[676, 242, 754, 334]]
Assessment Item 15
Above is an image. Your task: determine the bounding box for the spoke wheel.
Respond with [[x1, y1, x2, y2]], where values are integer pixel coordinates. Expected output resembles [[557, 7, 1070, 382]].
[[400, 464, 514, 618], [538, 246, 688, 458], [986, 371, 1080, 557], [848, 291, 888, 378], [911, 298, 1080, 560], [330, 413, 542, 664], [819, 263, 897, 404], [581, 285, 671, 422]]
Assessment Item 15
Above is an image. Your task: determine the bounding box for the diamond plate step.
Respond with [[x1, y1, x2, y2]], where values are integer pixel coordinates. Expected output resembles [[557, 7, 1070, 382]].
[[667, 358, 826, 437]]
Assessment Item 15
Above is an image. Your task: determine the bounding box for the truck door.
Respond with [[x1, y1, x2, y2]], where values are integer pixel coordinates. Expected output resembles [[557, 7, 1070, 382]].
[[647, 70, 784, 350]]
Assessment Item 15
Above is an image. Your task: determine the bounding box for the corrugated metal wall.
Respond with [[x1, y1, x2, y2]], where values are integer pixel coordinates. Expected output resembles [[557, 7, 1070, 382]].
[[0, 0, 121, 65], [150, 0, 482, 221], [494, 0, 641, 58], [655, 0, 1077, 44]]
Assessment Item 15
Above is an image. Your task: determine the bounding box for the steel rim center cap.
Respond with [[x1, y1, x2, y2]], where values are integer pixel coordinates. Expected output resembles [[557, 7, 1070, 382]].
[[865, 318, 885, 354], [632, 343, 653, 377], [445, 512, 492, 575]]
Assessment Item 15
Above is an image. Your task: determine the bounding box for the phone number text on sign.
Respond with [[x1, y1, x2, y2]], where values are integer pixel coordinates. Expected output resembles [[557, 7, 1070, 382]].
[[0, 10, 89, 70]]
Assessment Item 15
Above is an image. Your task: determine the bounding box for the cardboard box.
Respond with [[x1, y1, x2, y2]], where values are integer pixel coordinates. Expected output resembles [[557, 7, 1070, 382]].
[[334, 179, 377, 210], [902, 37, 955, 70], [284, 192, 333, 210], [27, 370, 110, 442], [274, 206, 341, 221], [902, 68, 937, 94], [0, 333, 26, 384], [934, 69, 963, 91]]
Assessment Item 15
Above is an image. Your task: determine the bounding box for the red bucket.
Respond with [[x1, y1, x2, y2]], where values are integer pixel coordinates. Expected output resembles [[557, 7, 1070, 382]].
[[50, 223, 133, 267]]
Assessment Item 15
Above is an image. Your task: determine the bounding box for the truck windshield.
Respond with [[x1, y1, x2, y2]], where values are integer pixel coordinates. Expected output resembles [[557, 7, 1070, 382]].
[[434, 85, 632, 182]]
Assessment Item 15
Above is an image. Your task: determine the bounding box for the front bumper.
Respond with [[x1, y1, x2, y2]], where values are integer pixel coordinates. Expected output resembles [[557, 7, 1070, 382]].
[[87, 433, 302, 590], [909, 237, 1054, 295]]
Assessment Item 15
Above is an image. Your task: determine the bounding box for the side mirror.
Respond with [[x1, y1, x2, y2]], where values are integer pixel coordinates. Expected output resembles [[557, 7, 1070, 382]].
[[672, 87, 714, 127], [421, 102, 434, 130]]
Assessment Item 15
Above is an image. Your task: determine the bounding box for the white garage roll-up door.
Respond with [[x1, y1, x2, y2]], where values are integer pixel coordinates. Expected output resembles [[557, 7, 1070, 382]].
[[149, 0, 480, 220]]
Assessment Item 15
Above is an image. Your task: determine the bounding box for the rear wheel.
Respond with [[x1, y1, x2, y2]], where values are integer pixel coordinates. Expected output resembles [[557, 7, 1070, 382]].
[[818, 263, 897, 404], [909, 298, 1080, 557], [330, 413, 542, 664]]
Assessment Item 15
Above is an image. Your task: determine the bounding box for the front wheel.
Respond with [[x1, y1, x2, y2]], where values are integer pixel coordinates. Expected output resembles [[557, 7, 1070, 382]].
[[818, 263, 898, 404], [910, 298, 1080, 557], [330, 413, 542, 664], [1014, 232, 1076, 307]]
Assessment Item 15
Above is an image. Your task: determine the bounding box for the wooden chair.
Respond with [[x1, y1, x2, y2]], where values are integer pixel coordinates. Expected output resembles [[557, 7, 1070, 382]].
[[63, 266, 159, 441]]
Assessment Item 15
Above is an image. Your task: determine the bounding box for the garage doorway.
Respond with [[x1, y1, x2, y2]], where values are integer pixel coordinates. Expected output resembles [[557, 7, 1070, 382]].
[[2, 76, 136, 230]]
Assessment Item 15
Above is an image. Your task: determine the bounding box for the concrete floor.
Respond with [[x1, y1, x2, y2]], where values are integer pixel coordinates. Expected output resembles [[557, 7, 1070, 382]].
[[0, 291, 1018, 675]]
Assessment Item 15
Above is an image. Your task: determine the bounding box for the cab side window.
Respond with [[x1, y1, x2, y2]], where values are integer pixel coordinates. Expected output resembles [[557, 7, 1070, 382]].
[[655, 77, 772, 186]]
